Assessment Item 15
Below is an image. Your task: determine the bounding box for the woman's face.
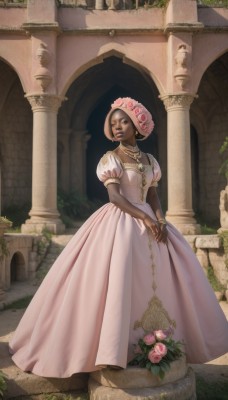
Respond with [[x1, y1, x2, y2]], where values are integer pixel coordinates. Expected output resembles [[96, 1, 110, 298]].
[[110, 110, 136, 145]]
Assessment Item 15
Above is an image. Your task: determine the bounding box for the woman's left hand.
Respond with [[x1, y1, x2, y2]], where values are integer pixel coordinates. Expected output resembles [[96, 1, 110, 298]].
[[156, 223, 168, 244]]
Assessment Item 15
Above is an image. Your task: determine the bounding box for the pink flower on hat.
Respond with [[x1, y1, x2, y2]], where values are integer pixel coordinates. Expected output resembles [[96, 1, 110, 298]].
[[126, 99, 136, 110], [134, 106, 142, 116], [105, 97, 154, 141], [113, 98, 123, 107], [138, 113, 147, 122]]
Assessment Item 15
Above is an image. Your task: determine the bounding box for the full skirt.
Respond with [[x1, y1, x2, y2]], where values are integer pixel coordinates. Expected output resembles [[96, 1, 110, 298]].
[[9, 202, 228, 377]]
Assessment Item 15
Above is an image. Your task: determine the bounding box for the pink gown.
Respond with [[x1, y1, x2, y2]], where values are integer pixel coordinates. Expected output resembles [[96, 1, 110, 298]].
[[9, 151, 228, 378]]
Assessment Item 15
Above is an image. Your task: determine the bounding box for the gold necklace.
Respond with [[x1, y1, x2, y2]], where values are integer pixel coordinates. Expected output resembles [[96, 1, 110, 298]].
[[119, 143, 145, 172]]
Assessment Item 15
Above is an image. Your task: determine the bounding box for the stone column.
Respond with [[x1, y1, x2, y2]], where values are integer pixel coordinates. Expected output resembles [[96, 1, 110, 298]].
[[161, 93, 200, 234], [22, 94, 65, 234]]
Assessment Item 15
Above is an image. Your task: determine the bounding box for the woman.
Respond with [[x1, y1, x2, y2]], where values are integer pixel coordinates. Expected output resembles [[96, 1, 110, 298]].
[[9, 97, 228, 378]]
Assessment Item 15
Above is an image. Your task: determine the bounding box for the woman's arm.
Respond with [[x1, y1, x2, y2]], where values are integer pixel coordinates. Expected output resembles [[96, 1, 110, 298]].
[[146, 186, 168, 243], [107, 183, 161, 241]]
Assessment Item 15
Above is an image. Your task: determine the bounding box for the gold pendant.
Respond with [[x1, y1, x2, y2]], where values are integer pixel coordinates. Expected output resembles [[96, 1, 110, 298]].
[[138, 163, 145, 172]]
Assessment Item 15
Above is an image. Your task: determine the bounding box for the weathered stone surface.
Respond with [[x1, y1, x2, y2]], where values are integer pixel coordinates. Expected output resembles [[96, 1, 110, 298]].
[[89, 367, 196, 400], [91, 357, 187, 389], [0, 340, 88, 399], [196, 248, 209, 271], [209, 249, 228, 286], [183, 235, 197, 251], [195, 235, 222, 249]]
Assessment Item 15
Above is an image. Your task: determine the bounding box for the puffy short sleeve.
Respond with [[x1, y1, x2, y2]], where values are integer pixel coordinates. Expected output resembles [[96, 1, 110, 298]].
[[148, 154, 162, 187], [96, 151, 123, 188]]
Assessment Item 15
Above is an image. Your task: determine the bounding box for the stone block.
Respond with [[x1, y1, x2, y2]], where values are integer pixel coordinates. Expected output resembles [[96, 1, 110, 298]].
[[208, 249, 228, 286], [89, 367, 196, 400], [91, 357, 187, 389], [183, 236, 197, 251], [196, 248, 209, 271], [195, 235, 222, 249]]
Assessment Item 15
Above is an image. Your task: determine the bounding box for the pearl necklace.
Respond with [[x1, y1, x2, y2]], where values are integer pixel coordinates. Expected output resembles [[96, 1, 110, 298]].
[[119, 143, 145, 172]]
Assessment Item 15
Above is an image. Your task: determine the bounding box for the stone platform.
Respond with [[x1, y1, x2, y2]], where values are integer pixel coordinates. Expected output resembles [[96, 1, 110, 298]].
[[89, 360, 196, 400]]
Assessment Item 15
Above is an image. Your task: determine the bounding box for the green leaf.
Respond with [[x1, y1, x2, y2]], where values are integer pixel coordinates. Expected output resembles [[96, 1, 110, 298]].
[[159, 369, 165, 380], [150, 365, 160, 375]]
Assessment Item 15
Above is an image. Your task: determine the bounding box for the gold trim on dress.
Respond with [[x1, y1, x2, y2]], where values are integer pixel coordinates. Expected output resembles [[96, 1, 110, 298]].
[[104, 178, 120, 187], [134, 231, 176, 333], [134, 295, 176, 331]]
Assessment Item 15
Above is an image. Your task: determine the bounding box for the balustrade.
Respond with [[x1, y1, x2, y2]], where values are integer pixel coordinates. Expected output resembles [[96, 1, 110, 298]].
[[0, 0, 227, 9]]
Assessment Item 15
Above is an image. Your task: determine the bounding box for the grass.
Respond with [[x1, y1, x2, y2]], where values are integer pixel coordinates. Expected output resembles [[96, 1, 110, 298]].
[[207, 265, 225, 292], [196, 375, 228, 400], [4, 295, 33, 310]]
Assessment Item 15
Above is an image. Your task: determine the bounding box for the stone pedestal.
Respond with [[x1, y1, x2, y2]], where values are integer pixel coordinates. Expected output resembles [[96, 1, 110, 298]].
[[21, 94, 65, 234], [161, 94, 200, 235], [89, 359, 196, 400]]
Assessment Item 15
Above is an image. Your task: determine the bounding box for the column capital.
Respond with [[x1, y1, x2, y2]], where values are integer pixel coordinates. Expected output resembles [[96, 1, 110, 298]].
[[25, 93, 66, 112], [160, 93, 197, 111]]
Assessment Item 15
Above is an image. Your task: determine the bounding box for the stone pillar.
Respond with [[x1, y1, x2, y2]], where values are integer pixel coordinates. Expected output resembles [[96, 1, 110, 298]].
[[161, 93, 200, 234], [22, 94, 65, 234]]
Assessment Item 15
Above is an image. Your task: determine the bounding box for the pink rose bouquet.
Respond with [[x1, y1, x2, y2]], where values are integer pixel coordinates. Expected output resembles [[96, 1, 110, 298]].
[[128, 327, 183, 380]]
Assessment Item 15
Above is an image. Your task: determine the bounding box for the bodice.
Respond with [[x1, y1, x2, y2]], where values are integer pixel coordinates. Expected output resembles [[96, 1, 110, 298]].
[[96, 151, 161, 205], [118, 163, 154, 204]]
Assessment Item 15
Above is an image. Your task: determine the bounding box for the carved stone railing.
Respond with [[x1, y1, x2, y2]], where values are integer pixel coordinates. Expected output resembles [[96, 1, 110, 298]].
[[1, 0, 227, 9], [0, 0, 27, 6], [197, 0, 228, 6]]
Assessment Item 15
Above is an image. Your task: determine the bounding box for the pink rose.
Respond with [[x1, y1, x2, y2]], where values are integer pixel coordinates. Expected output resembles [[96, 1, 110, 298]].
[[139, 122, 148, 132], [113, 98, 123, 107], [126, 100, 136, 110], [148, 349, 162, 364], [143, 333, 156, 346], [134, 106, 142, 115], [154, 330, 167, 341], [137, 113, 147, 122], [154, 343, 167, 357]]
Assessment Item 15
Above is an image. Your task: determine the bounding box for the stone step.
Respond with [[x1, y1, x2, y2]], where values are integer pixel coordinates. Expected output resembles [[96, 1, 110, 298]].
[[89, 367, 196, 400], [1, 341, 88, 399]]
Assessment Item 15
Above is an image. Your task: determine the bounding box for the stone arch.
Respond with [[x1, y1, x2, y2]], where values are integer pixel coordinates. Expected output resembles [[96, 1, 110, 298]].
[[0, 59, 33, 213], [0, 55, 26, 93], [10, 251, 26, 283], [58, 55, 167, 204], [193, 45, 228, 93], [190, 51, 228, 225], [58, 48, 164, 98]]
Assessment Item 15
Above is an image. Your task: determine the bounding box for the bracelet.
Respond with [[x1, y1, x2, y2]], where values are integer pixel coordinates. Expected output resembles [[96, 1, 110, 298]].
[[158, 218, 167, 225]]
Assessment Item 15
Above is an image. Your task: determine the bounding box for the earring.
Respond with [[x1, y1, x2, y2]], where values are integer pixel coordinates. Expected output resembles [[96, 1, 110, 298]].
[[135, 131, 139, 137]]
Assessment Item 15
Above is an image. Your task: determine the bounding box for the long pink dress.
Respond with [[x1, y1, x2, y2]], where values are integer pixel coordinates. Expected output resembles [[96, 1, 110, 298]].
[[9, 152, 228, 378]]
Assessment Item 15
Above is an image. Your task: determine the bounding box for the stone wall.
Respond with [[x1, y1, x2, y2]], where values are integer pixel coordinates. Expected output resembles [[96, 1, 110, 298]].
[[185, 234, 228, 300]]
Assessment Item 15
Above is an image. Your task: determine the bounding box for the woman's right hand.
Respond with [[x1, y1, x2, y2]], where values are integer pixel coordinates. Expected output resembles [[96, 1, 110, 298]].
[[143, 216, 160, 241], [143, 216, 168, 244]]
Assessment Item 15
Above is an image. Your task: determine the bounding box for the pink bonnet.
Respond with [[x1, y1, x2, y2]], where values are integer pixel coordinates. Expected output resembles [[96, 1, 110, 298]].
[[104, 97, 155, 141]]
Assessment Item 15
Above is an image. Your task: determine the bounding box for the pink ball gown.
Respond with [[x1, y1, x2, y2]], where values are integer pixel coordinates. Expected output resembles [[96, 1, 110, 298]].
[[9, 151, 228, 378]]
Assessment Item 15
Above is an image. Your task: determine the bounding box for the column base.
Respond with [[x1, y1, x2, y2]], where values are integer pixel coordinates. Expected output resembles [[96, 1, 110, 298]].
[[166, 212, 201, 235], [21, 218, 65, 235]]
